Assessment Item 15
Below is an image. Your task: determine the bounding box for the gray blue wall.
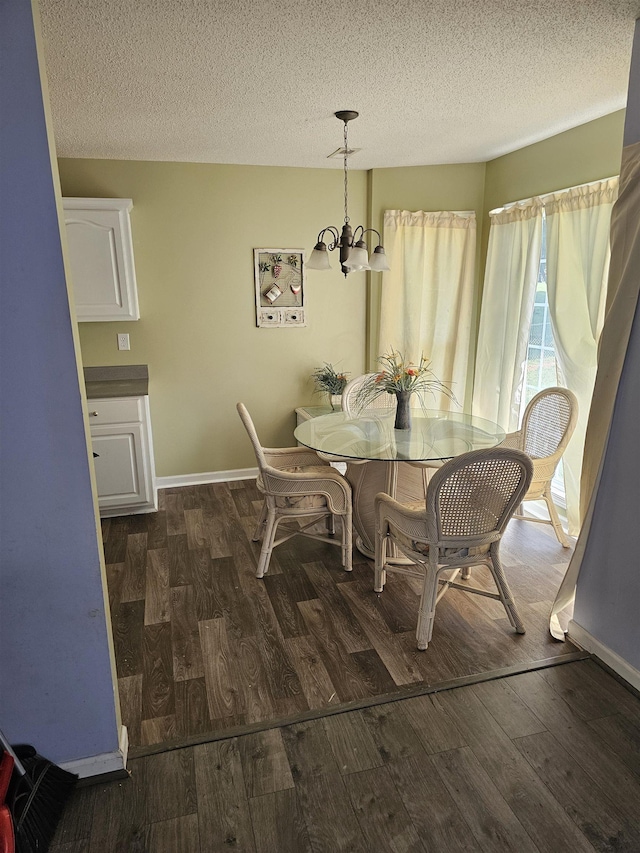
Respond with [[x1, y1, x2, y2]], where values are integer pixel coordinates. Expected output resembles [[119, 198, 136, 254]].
[[573, 296, 640, 669], [0, 0, 120, 764], [573, 19, 640, 671]]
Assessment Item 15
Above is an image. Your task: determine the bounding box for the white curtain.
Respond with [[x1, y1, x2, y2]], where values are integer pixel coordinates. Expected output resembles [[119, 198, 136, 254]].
[[545, 178, 618, 535], [378, 210, 476, 410], [550, 145, 637, 640], [472, 201, 543, 430]]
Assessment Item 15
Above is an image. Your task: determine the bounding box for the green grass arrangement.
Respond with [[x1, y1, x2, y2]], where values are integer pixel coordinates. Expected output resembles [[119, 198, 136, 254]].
[[312, 363, 350, 395], [354, 350, 455, 410]]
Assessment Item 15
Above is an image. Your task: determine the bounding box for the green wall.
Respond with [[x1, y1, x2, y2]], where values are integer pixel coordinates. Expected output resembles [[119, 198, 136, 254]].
[[482, 111, 625, 262], [59, 112, 625, 478], [58, 160, 368, 476]]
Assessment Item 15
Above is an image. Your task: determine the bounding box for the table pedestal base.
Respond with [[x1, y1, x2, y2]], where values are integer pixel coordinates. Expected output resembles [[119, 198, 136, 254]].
[[346, 460, 436, 561]]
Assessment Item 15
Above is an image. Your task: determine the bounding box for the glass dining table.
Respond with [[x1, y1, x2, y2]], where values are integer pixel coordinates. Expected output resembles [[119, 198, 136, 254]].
[[294, 408, 505, 559]]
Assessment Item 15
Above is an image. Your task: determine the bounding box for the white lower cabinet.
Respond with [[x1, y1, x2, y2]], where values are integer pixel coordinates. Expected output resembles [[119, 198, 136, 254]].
[[89, 396, 157, 516]]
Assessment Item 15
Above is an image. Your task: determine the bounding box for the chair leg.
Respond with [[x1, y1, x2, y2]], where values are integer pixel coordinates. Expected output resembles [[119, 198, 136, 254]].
[[327, 513, 336, 537], [488, 546, 525, 634], [544, 489, 570, 548], [374, 526, 387, 592], [256, 510, 278, 579], [252, 500, 268, 542], [416, 564, 439, 650], [461, 566, 471, 580], [339, 508, 352, 572]]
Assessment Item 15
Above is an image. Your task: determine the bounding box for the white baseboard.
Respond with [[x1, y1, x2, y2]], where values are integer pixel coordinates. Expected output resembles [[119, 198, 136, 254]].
[[568, 621, 640, 692], [156, 467, 258, 489], [59, 725, 128, 779], [100, 503, 158, 518]]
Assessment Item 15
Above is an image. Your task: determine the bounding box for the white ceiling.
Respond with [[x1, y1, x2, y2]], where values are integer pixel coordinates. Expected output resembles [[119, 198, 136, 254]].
[[39, 0, 639, 170]]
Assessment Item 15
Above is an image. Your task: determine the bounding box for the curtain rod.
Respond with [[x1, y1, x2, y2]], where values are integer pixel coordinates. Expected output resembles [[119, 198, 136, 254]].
[[489, 174, 618, 216]]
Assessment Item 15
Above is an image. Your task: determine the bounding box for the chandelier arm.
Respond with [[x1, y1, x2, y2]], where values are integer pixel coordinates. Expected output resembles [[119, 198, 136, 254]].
[[358, 228, 383, 244], [317, 226, 341, 251]]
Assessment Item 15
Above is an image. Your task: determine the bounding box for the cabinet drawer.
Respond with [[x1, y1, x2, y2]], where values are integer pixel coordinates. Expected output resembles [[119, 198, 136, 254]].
[[87, 397, 142, 425]]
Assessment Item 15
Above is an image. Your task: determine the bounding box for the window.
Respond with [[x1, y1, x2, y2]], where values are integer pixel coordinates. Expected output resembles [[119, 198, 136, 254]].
[[519, 213, 565, 504], [477, 176, 616, 534], [521, 219, 556, 407]]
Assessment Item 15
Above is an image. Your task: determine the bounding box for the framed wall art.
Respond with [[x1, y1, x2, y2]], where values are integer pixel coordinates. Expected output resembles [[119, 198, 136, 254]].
[[254, 248, 306, 328]]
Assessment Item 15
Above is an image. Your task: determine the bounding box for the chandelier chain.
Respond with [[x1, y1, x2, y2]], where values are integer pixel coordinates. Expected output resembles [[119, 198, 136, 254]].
[[343, 120, 349, 224]]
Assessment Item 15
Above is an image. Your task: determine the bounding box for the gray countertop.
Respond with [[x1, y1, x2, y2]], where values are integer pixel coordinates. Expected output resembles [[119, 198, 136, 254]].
[[84, 364, 149, 398]]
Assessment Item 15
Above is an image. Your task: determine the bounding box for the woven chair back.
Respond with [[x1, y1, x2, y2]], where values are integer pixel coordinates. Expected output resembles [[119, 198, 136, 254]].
[[521, 387, 577, 459], [341, 374, 397, 416], [426, 447, 533, 544]]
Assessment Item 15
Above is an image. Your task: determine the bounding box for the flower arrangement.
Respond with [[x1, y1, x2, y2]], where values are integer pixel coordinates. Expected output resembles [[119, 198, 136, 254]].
[[355, 350, 454, 426], [312, 363, 349, 395]]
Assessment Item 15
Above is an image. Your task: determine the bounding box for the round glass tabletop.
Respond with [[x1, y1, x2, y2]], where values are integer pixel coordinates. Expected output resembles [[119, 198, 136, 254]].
[[294, 409, 506, 462]]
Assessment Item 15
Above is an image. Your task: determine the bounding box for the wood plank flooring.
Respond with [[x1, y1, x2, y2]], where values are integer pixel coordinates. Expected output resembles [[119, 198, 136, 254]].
[[103, 481, 579, 752], [51, 660, 640, 852]]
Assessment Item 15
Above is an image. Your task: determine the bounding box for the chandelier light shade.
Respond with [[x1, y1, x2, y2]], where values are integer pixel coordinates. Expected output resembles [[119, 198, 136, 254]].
[[307, 111, 390, 278]]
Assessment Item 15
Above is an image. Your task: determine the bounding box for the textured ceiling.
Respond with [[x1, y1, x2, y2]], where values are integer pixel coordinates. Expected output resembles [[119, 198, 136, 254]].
[[39, 0, 639, 169]]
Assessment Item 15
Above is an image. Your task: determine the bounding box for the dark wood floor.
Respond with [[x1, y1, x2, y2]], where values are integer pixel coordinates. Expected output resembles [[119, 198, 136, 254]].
[[51, 659, 640, 852], [103, 481, 578, 752]]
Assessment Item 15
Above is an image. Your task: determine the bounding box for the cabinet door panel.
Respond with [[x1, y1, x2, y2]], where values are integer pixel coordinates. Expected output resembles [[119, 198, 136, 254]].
[[63, 198, 140, 321], [92, 425, 150, 508], [66, 216, 123, 309]]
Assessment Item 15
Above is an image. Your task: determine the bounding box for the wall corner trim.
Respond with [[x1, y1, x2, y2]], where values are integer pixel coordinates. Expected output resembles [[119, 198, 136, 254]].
[[156, 468, 258, 489], [59, 725, 128, 779], [568, 621, 640, 692]]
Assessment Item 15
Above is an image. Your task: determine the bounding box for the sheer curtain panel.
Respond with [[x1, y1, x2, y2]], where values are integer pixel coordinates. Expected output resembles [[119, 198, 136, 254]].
[[545, 177, 617, 534], [550, 146, 633, 641], [472, 202, 543, 431], [378, 210, 476, 410]]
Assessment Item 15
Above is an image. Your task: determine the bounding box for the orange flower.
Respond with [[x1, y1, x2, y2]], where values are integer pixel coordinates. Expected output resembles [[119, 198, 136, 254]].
[[406, 368, 417, 376]]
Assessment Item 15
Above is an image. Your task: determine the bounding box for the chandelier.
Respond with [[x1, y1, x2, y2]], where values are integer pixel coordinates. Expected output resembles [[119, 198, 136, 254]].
[[306, 111, 390, 277]]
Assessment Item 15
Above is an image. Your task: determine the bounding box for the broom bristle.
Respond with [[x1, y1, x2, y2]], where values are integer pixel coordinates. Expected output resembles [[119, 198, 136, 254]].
[[11, 754, 78, 853]]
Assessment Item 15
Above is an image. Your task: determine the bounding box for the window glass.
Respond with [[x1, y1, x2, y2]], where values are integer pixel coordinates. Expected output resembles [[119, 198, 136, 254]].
[[519, 213, 565, 502]]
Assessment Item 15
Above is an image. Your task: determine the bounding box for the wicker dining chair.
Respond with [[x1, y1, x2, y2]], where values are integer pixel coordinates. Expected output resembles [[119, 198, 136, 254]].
[[375, 447, 533, 650], [237, 403, 353, 578], [341, 373, 397, 416], [501, 386, 578, 547]]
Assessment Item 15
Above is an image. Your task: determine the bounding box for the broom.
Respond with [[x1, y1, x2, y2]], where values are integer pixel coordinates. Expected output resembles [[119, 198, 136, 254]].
[[0, 729, 78, 853]]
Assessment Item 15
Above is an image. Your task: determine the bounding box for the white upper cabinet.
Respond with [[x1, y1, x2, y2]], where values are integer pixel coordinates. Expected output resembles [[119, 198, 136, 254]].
[[63, 197, 140, 321]]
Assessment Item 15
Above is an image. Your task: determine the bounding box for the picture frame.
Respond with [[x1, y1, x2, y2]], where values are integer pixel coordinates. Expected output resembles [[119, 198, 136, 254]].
[[254, 248, 306, 328]]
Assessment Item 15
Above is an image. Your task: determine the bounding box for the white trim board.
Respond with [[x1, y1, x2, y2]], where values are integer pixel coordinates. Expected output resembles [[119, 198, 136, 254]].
[[60, 725, 128, 779], [156, 467, 258, 489], [568, 621, 640, 693]]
